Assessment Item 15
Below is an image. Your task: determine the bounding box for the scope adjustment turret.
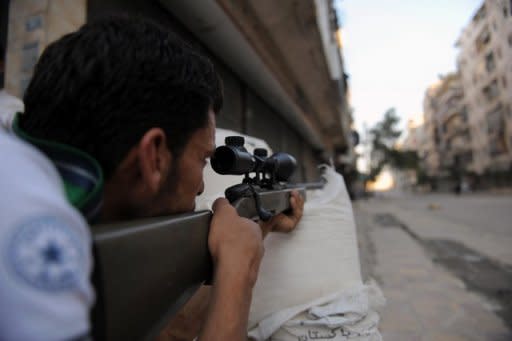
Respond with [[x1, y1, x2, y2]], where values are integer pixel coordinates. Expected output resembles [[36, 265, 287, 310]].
[[225, 136, 245, 147], [254, 148, 268, 158]]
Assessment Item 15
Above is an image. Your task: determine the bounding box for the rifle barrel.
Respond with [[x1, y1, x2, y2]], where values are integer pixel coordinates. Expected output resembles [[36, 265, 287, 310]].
[[290, 180, 326, 190]]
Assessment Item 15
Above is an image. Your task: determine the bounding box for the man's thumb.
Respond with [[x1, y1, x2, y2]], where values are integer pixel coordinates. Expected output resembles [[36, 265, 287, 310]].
[[212, 197, 230, 213]]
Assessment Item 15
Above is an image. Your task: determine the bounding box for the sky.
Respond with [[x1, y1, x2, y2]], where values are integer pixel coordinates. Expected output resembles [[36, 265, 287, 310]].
[[335, 0, 483, 136]]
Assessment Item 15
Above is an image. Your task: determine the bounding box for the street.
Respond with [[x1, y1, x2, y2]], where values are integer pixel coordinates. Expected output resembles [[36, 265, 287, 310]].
[[353, 193, 512, 340]]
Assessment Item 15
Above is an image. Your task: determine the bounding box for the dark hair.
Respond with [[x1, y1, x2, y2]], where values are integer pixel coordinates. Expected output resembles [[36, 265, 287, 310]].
[[21, 15, 223, 178]]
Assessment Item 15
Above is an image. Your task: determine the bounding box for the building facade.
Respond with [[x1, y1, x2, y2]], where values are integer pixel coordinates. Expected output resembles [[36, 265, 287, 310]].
[[420, 0, 512, 184], [422, 74, 471, 178], [422, 84, 442, 177], [1, 0, 353, 182], [456, 0, 512, 174]]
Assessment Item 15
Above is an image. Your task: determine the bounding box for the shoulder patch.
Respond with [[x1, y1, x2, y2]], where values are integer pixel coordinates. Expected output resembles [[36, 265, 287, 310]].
[[6, 216, 85, 292]]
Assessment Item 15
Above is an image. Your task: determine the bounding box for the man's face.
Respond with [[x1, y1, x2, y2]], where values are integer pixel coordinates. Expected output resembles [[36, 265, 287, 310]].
[[160, 109, 216, 214]]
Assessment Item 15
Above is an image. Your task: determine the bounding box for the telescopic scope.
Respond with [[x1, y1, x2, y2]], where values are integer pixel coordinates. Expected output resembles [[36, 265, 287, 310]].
[[210, 136, 297, 182], [210, 136, 255, 175]]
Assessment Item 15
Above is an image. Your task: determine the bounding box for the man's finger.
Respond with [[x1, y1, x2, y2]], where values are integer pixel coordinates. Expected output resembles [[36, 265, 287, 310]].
[[290, 191, 304, 217], [212, 197, 230, 213]]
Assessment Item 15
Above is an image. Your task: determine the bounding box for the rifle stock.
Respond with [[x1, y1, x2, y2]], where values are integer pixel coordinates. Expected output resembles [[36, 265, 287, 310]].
[[91, 188, 305, 341]]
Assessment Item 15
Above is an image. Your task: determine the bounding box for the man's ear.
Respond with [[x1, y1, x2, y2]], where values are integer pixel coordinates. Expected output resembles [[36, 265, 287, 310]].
[[136, 128, 172, 194]]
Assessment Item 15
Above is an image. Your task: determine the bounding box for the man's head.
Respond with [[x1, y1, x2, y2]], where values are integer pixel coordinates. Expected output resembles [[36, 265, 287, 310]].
[[20, 16, 222, 220]]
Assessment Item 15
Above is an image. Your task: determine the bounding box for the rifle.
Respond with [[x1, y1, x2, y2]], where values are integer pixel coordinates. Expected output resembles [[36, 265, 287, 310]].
[[91, 136, 323, 340]]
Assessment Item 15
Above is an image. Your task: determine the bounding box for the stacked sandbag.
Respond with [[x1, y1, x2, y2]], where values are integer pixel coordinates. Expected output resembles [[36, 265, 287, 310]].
[[248, 167, 385, 341], [196, 129, 385, 341]]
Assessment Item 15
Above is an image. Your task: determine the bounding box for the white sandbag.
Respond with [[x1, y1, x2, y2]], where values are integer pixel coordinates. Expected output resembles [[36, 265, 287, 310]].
[[251, 280, 385, 341], [196, 129, 384, 340], [247, 168, 385, 340], [247, 167, 364, 334]]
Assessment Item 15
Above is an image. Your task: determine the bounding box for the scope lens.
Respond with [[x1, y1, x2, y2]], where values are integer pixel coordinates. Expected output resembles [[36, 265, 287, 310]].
[[265, 152, 297, 181], [211, 146, 256, 175], [211, 146, 236, 174]]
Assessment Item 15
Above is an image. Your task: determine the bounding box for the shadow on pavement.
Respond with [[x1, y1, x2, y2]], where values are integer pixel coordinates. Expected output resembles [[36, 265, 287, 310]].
[[373, 212, 512, 330]]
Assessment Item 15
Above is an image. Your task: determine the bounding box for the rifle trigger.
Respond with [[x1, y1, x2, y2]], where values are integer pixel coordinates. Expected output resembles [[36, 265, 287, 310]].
[[248, 185, 273, 222]]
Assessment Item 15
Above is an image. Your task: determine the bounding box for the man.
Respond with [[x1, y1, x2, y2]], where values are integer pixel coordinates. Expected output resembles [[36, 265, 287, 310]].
[[2, 16, 303, 340]]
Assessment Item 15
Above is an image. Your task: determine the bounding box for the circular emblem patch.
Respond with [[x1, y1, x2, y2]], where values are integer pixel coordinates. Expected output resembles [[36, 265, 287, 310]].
[[7, 216, 84, 292]]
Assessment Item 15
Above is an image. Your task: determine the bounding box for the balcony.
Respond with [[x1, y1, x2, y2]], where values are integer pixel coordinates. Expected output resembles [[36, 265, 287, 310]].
[[437, 98, 464, 122], [472, 4, 487, 24], [449, 134, 472, 151], [475, 27, 491, 54], [443, 111, 470, 140]]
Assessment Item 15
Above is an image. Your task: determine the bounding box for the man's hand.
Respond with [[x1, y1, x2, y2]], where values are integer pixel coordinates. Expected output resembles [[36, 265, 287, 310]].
[[208, 198, 264, 284], [161, 193, 303, 340], [260, 190, 305, 236], [198, 198, 264, 341]]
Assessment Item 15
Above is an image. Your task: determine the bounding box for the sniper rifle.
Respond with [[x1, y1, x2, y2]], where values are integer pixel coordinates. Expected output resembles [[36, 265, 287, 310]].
[[91, 136, 323, 340]]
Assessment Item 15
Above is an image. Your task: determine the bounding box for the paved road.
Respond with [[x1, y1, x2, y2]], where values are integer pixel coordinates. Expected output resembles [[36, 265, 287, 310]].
[[368, 192, 512, 265], [353, 193, 512, 340], [385, 193, 512, 237]]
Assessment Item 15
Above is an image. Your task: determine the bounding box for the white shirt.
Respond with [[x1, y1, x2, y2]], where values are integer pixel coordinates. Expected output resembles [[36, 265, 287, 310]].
[[0, 129, 94, 340], [0, 90, 24, 131]]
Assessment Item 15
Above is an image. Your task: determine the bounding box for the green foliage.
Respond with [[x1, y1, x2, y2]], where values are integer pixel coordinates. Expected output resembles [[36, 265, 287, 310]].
[[367, 108, 419, 182], [369, 108, 402, 149]]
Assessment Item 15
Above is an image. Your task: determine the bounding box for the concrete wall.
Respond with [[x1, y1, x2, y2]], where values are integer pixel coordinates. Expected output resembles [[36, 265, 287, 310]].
[[5, 0, 85, 97], [87, 0, 322, 181], [5, 0, 324, 181]]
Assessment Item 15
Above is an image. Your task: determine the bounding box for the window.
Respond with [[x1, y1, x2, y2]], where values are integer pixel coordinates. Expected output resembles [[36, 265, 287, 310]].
[[20, 77, 32, 96], [485, 52, 496, 72], [482, 79, 499, 101], [461, 107, 468, 122], [475, 28, 491, 53], [487, 104, 507, 156], [503, 76, 508, 89], [508, 33, 512, 46], [25, 15, 43, 32], [473, 4, 487, 23], [22, 42, 39, 72], [497, 47, 502, 59]]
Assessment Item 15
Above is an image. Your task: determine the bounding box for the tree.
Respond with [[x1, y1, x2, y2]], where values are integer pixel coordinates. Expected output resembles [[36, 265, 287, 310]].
[[367, 108, 402, 181], [367, 108, 419, 182], [370, 108, 401, 149]]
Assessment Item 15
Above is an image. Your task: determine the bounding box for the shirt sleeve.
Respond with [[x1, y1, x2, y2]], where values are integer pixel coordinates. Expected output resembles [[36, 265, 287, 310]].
[[0, 131, 94, 340]]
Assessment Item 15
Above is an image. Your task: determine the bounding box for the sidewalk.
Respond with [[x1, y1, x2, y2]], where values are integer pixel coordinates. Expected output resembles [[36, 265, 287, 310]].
[[353, 200, 511, 341]]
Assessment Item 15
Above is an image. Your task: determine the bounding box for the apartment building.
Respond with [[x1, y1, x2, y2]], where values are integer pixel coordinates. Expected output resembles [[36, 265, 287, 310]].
[[421, 73, 472, 178], [437, 74, 472, 174], [1, 0, 354, 182], [422, 84, 442, 176], [456, 0, 512, 174], [402, 118, 426, 155]]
